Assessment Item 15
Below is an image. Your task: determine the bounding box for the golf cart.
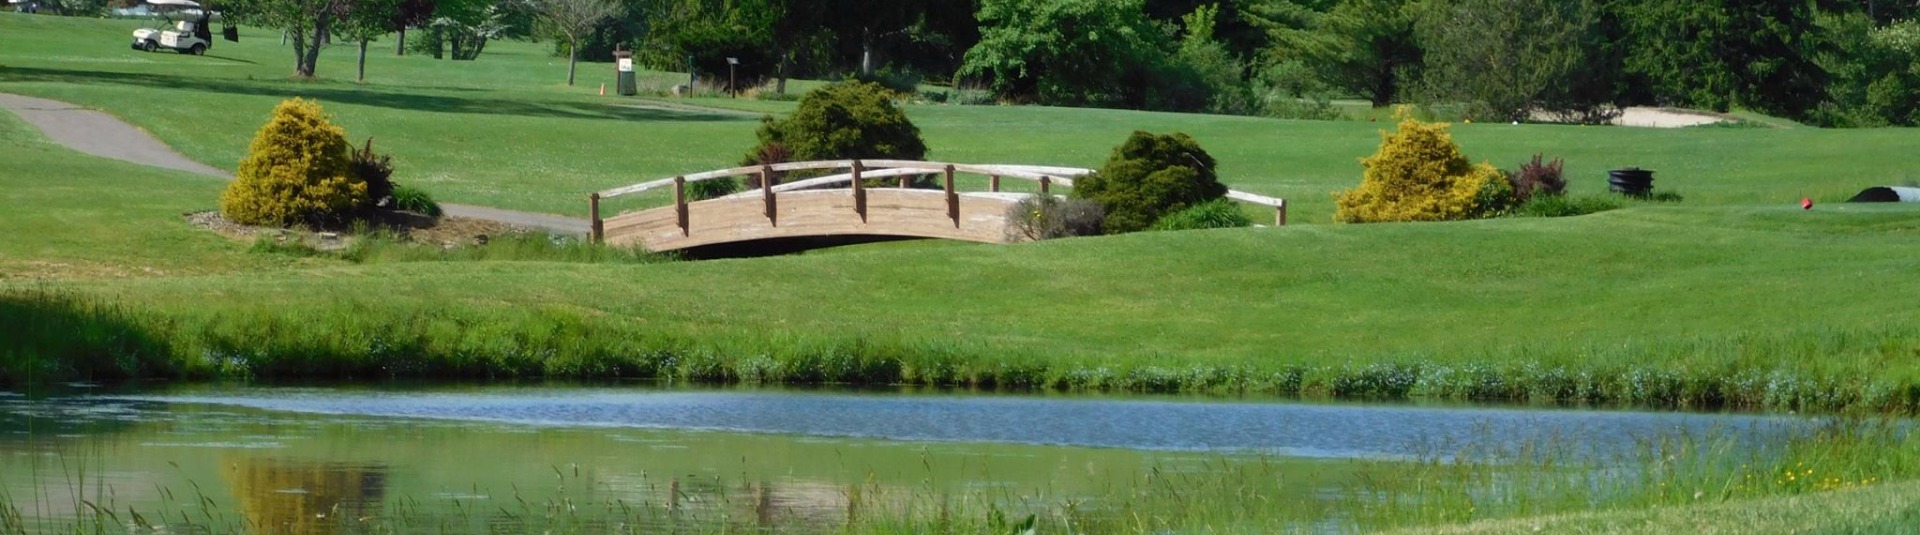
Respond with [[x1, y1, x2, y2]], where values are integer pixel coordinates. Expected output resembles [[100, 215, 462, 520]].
[[130, 0, 212, 54]]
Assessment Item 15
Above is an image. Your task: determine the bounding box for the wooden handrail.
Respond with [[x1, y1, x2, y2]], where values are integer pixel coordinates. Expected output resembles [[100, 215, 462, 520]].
[[594, 159, 1290, 224]]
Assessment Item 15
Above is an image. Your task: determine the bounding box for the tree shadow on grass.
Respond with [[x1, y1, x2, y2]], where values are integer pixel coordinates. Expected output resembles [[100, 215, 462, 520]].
[[0, 65, 756, 123]]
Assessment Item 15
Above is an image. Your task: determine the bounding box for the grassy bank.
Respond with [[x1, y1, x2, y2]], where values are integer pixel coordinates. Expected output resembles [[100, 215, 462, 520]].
[[3, 99, 1919, 410]]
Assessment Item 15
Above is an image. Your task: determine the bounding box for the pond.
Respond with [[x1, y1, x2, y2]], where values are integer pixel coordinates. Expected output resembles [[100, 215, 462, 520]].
[[0, 383, 1813, 534]]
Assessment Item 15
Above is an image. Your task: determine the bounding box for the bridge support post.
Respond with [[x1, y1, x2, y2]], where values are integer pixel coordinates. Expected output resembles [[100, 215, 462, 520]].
[[1039, 176, 1051, 195], [588, 193, 603, 244], [944, 165, 958, 227], [761, 165, 777, 226], [673, 176, 689, 236], [989, 175, 1000, 192], [1276, 203, 1287, 226], [897, 171, 910, 189], [851, 160, 867, 222]]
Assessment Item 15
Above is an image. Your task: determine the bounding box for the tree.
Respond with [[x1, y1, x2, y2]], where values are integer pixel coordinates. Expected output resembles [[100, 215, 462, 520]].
[[534, 0, 618, 85], [1071, 131, 1228, 233], [336, 0, 403, 82], [227, 0, 347, 77], [389, 0, 437, 55], [1416, 0, 1618, 123], [1296, 0, 1420, 107], [1612, 0, 1827, 117], [412, 0, 530, 60], [959, 0, 1170, 108], [1811, 13, 1920, 126]]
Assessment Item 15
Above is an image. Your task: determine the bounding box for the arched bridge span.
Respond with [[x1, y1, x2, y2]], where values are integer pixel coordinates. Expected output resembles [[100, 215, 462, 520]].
[[588, 160, 1287, 252]]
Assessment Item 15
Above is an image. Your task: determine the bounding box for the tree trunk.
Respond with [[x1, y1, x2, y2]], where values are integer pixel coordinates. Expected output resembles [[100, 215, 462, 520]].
[[395, 27, 406, 56], [291, 27, 310, 76], [299, 13, 330, 77], [775, 48, 789, 94], [357, 38, 369, 82], [430, 26, 444, 59], [566, 42, 578, 85]]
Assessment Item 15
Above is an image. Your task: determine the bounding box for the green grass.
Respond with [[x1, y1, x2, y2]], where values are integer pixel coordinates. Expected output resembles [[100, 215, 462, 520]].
[[5, 11, 1920, 534], [2, 71, 1920, 409], [7, 14, 1920, 222]]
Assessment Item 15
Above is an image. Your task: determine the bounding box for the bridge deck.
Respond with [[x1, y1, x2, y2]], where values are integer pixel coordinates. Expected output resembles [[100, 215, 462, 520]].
[[604, 189, 1029, 251]]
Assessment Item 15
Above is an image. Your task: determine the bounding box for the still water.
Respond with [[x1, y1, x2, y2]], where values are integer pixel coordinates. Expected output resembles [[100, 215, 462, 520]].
[[0, 384, 1811, 533]]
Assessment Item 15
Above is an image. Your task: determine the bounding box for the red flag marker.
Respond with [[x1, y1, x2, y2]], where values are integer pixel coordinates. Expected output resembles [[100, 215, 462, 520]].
[[1801, 198, 1813, 210]]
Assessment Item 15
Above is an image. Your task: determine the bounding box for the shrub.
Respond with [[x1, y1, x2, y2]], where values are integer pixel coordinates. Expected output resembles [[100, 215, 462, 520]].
[[1334, 112, 1509, 223], [1072, 131, 1228, 233], [391, 184, 442, 217], [220, 98, 368, 228], [1508, 153, 1567, 204], [1006, 196, 1105, 241], [742, 81, 928, 173], [349, 137, 395, 210], [1514, 194, 1620, 218], [853, 66, 923, 95], [1152, 198, 1251, 231]]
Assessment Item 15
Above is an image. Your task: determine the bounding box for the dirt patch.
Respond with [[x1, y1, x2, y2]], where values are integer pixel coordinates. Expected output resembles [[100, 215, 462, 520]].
[[184, 211, 536, 250]]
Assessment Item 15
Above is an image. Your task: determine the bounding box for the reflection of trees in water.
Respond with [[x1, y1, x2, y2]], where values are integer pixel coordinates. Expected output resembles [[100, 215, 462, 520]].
[[221, 457, 386, 535]]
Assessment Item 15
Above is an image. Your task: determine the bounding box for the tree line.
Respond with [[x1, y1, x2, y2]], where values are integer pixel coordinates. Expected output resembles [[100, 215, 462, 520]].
[[152, 0, 1920, 127]]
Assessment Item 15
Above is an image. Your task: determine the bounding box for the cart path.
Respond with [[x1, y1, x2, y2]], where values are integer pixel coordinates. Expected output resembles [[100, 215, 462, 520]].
[[0, 92, 590, 236]]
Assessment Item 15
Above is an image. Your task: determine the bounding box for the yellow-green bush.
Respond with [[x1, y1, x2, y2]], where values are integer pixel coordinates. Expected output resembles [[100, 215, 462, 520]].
[[219, 98, 367, 228], [1335, 112, 1509, 223]]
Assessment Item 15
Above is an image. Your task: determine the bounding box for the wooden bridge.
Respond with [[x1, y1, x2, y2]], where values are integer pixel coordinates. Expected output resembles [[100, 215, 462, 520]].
[[588, 160, 1287, 253]]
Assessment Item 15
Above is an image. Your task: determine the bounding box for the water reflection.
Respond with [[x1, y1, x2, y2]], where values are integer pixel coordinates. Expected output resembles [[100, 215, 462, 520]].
[[223, 457, 387, 535]]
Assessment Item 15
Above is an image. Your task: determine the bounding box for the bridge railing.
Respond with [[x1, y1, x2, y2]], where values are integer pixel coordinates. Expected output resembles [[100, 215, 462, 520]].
[[588, 160, 1287, 243]]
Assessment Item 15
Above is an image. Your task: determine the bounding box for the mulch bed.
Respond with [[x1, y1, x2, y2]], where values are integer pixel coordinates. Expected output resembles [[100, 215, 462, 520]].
[[184, 210, 530, 250]]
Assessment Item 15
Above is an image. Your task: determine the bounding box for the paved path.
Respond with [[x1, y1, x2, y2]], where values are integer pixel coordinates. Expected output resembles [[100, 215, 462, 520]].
[[0, 92, 590, 236]]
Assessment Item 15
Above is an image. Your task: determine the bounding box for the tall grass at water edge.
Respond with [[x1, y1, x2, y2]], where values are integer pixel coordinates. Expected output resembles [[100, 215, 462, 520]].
[[2, 417, 1916, 534], [4, 288, 1919, 414]]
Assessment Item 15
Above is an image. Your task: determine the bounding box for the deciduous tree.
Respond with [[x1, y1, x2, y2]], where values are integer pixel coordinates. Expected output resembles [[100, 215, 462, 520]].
[[533, 0, 618, 85]]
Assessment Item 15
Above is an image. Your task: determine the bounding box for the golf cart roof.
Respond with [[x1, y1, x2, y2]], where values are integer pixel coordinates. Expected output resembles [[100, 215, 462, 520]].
[[145, 0, 201, 7]]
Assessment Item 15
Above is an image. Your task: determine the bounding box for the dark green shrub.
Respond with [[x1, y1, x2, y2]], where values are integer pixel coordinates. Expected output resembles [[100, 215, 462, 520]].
[[734, 140, 793, 190], [1507, 153, 1566, 204], [1006, 196, 1105, 241], [1151, 198, 1251, 231], [391, 184, 442, 217], [687, 177, 743, 200], [743, 81, 928, 169], [349, 137, 395, 210], [1514, 194, 1621, 217], [1072, 131, 1227, 233], [853, 66, 923, 95]]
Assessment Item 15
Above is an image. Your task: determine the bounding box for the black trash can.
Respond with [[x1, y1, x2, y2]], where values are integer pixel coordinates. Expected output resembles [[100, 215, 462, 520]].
[[1608, 168, 1654, 196], [613, 46, 637, 96]]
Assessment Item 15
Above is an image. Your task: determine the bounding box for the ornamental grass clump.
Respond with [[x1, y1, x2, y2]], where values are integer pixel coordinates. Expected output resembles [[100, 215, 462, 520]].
[[1335, 111, 1510, 223], [220, 98, 368, 228]]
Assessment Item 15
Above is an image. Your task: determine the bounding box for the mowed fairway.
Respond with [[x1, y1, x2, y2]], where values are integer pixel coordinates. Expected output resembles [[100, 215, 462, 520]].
[[6, 14, 1920, 222]]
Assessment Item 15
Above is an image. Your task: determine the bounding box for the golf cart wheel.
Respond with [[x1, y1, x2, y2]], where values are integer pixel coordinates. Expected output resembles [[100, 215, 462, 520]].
[[190, 44, 206, 55], [140, 40, 157, 52]]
